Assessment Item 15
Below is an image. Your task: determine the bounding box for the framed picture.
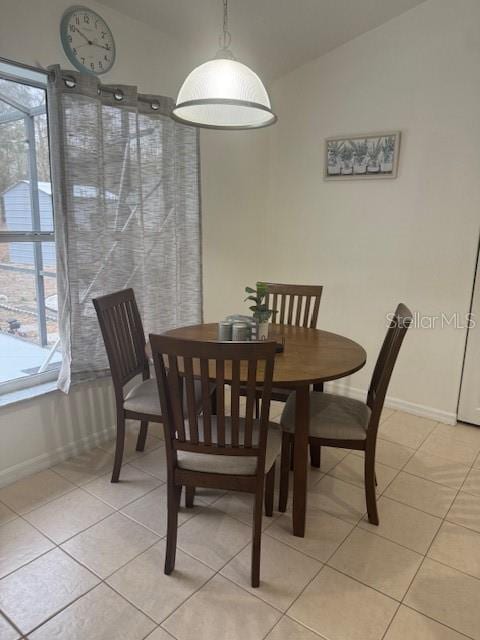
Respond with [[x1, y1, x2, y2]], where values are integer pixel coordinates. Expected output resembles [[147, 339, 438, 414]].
[[324, 131, 401, 180]]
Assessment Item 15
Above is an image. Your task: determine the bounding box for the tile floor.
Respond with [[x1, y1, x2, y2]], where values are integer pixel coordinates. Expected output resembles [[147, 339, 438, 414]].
[[1, 408, 480, 639]]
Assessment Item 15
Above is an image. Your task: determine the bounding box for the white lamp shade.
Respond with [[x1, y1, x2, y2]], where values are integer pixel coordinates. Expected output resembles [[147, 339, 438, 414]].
[[172, 58, 276, 129]]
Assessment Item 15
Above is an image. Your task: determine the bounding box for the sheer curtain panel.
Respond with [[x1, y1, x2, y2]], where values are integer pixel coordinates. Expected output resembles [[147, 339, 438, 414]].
[[47, 66, 202, 391]]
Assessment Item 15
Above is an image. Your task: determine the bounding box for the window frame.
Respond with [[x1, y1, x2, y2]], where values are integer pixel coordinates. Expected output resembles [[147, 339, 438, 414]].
[[0, 58, 60, 395]]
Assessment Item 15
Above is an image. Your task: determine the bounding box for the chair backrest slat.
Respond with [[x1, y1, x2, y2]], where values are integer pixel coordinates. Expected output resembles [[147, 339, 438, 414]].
[[230, 360, 241, 447], [150, 336, 276, 467], [200, 359, 212, 445], [367, 303, 413, 431], [93, 289, 148, 402], [265, 283, 323, 329]]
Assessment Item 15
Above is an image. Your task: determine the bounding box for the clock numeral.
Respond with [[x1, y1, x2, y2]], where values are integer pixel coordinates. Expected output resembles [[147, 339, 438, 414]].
[[98, 61, 103, 69], [104, 55, 109, 62], [101, 31, 106, 39], [105, 43, 110, 51], [73, 48, 77, 55], [91, 62, 95, 70], [84, 14, 90, 23], [75, 16, 80, 25], [81, 57, 85, 64], [69, 24, 75, 32], [68, 35, 72, 42]]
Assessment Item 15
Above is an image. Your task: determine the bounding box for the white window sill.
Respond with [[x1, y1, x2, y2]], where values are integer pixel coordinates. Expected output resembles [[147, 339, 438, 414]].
[[0, 380, 58, 408]]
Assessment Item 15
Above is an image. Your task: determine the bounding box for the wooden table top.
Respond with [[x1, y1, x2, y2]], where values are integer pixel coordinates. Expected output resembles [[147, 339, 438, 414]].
[[163, 323, 366, 387]]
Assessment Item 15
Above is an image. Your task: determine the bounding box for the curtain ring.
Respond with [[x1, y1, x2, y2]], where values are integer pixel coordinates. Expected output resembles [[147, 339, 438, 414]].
[[151, 100, 160, 111], [63, 76, 76, 89], [113, 89, 124, 101]]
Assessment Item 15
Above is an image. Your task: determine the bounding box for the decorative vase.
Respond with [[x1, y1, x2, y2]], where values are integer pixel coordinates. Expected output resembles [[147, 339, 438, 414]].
[[256, 320, 269, 341]]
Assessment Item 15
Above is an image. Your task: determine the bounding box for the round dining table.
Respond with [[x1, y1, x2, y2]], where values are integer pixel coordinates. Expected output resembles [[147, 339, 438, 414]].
[[165, 322, 367, 538]]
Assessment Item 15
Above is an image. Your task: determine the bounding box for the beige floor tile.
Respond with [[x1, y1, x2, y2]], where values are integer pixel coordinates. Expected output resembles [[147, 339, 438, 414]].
[[221, 535, 322, 611], [145, 628, 174, 640], [163, 574, 281, 640], [328, 528, 423, 600], [405, 558, 480, 640], [24, 488, 114, 544], [384, 472, 456, 518], [463, 467, 480, 497], [265, 617, 326, 640], [52, 447, 115, 486], [129, 445, 167, 481], [265, 510, 353, 562], [403, 451, 470, 490], [191, 487, 227, 505], [0, 548, 99, 635], [379, 412, 436, 449], [418, 432, 478, 466], [28, 583, 155, 640], [428, 521, 480, 579], [0, 502, 17, 526], [83, 464, 162, 509], [384, 605, 470, 640], [307, 475, 366, 524], [435, 422, 480, 448], [475, 451, 480, 469], [0, 614, 20, 640], [121, 485, 200, 536], [328, 453, 398, 493], [359, 496, 442, 554], [127, 419, 164, 441], [380, 408, 395, 423], [316, 447, 350, 473], [210, 491, 279, 530], [0, 470, 75, 515], [352, 438, 415, 470], [0, 518, 53, 578], [288, 566, 398, 640], [61, 512, 158, 578], [99, 429, 162, 462], [447, 490, 480, 533], [177, 507, 252, 570], [107, 540, 214, 623]]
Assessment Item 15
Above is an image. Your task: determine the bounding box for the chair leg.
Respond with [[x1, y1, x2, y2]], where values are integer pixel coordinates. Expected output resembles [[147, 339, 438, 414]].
[[278, 432, 291, 512], [255, 397, 260, 419], [164, 483, 182, 575], [310, 441, 321, 468], [135, 420, 148, 452], [185, 486, 195, 508], [290, 440, 295, 471], [312, 382, 324, 392], [251, 480, 264, 588], [365, 452, 379, 525], [265, 463, 275, 517], [111, 413, 126, 483]]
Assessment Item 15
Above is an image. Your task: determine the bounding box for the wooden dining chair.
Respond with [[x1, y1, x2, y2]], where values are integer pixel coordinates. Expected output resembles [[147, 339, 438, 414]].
[[93, 288, 207, 484], [278, 303, 413, 525], [241, 282, 324, 467], [150, 334, 280, 588]]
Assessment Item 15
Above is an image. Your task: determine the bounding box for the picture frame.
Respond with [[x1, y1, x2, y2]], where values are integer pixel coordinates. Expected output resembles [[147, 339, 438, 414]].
[[324, 131, 401, 180]]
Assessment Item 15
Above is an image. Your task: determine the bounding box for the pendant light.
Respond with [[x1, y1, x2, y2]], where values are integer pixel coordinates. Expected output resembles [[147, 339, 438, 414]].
[[172, 0, 276, 130]]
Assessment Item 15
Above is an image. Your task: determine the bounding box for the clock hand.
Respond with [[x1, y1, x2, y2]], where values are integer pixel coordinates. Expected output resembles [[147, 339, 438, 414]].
[[75, 27, 93, 45], [91, 41, 111, 51]]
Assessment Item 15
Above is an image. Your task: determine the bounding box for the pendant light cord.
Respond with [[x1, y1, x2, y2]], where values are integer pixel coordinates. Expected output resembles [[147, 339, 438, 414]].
[[220, 0, 232, 50]]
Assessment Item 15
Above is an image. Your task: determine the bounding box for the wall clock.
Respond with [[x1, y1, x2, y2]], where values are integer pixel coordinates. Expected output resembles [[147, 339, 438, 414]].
[[60, 6, 115, 75]]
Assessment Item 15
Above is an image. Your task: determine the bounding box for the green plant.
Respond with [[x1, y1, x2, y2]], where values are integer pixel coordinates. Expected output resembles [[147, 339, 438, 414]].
[[245, 282, 274, 322], [368, 138, 383, 164]]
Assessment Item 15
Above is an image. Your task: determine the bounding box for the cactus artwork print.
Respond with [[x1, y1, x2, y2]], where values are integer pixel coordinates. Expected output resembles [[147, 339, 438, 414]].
[[325, 131, 400, 180]]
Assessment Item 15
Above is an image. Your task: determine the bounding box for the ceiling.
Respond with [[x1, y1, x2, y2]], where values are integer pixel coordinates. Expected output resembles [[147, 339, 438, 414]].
[[99, 0, 426, 81]]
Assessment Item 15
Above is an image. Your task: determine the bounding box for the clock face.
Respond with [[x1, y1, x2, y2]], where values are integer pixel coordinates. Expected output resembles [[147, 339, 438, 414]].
[[61, 6, 115, 75]]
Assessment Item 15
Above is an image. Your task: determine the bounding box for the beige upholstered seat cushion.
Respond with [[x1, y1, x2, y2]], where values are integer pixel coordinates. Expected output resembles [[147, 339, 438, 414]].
[[123, 378, 205, 417], [177, 417, 282, 476], [281, 392, 370, 440]]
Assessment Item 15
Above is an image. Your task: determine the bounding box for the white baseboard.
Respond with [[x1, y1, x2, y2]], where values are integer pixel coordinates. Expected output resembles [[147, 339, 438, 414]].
[[0, 424, 116, 488], [325, 381, 457, 425]]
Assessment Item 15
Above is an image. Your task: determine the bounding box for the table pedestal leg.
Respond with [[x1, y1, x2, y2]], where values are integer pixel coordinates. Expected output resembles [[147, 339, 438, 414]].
[[293, 384, 309, 537]]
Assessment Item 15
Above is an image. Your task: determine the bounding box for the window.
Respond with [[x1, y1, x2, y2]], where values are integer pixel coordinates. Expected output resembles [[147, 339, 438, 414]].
[[0, 60, 60, 393]]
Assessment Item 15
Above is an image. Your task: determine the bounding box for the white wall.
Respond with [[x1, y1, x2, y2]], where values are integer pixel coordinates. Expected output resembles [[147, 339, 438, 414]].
[[0, 0, 192, 485], [264, 0, 480, 422]]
